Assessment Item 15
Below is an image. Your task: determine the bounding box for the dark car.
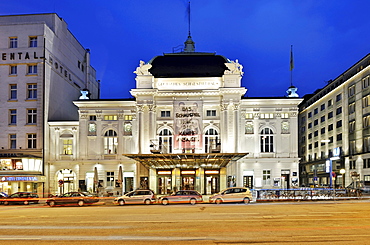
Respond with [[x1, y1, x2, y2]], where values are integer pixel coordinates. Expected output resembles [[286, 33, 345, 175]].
[[2, 192, 39, 205], [46, 192, 99, 207], [158, 190, 203, 205]]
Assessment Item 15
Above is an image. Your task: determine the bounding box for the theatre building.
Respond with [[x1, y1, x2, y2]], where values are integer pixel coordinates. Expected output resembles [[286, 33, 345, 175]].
[[0, 14, 99, 196], [47, 36, 302, 195]]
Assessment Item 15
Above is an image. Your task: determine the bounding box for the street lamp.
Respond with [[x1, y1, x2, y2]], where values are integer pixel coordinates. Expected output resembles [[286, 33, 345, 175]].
[[340, 169, 345, 188]]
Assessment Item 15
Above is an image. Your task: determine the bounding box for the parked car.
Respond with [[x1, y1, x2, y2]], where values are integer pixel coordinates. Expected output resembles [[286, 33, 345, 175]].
[[158, 190, 203, 205], [1, 192, 39, 205], [114, 189, 156, 206], [209, 187, 252, 204], [46, 192, 99, 207]]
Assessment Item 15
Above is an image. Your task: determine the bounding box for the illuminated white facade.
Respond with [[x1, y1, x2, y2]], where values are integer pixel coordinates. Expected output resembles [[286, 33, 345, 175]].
[[0, 14, 99, 196], [47, 40, 302, 195]]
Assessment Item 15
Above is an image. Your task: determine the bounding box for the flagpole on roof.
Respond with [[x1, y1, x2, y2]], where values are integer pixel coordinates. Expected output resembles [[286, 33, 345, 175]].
[[290, 45, 294, 87]]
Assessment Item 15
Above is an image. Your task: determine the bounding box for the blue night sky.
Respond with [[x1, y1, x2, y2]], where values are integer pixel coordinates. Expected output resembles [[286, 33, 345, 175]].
[[1, 0, 370, 99]]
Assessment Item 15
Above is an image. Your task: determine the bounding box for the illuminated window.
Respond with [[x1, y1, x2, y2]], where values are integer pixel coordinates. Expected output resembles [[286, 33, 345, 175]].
[[205, 128, 219, 153], [260, 128, 274, 152], [63, 139, 73, 155], [245, 113, 253, 119], [124, 115, 132, 121], [260, 113, 274, 119], [104, 115, 117, 120], [281, 113, 289, 119], [159, 129, 172, 153], [104, 130, 117, 154]]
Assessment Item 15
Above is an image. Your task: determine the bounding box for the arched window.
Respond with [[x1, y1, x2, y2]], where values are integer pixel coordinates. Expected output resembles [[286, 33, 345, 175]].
[[104, 129, 117, 154], [159, 129, 172, 153], [205, 128, 219, 153], [260, 128, 274, 152]]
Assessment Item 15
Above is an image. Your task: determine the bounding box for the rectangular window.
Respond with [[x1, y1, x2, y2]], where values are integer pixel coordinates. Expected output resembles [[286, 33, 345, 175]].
[[260, 113, 274, 119], [63, 139, 73, 155], [124, 115, 132, 121], [363, 95, 370, 108], [349, 121, 355, 133], [27, 109, 37, 124], [337, 133, 342, 141], [9, 134, 16, 149], [321, 127, 325, 135], [349, 140, 356, 155], [314, 108, 318, 115], [107, 171, 114, 187], [308, 133, 312, 139], [349, 103, 355, 114], [308, 112, 312, 118], [27, 134, 37, 149], [27, 84, 37, 99], [10, 84, 17, 100], [27, 65, 37, 74], [363, 115, 370, 128], [29, 37, 37, 47], [363, 76, 370, 89], [320, 116, 325, 123], [314, 130, 318, 137], [328, 99, 333, 107], [103, 115, 117, 120], [9, 109, 16, 125], [89, 115, 97, 121], [206, 110, 216, 117], [314, 119, 318, 126], [349, 161, 356, 170], [336, 94, 342, 102], [328, 124, 333, 131], [308, 122, 312, 129], [364, 137, 370, 153], [262, 170, 271, 185], [328, 111, 333, 119], [336, 120, 342, 128], [321, 104, 325, 111], [9, 37, 17, 48], [281, 113, 289, 119], [245, 113, 253, 119], [9, 65, 17, 75], [161, 111, 171, 117], [336, 107, 342, 115], [348, 85, 355, 97]]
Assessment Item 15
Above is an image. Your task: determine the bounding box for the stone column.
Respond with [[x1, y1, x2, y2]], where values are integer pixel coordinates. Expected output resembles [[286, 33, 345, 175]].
[[233, 103, 240, 153], [221, 102, 228, 153]]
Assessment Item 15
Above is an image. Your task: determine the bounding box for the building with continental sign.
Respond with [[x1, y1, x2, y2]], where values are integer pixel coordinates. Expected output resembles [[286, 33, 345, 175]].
[[298, 53, 370, 189], [0, 14, 99, 196], [47, 35, 302, 196]]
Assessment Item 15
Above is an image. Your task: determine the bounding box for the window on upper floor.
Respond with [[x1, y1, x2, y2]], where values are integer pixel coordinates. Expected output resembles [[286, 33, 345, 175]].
[[9, 37, 17, 48], [281, 121, 289, 134], [363, 95, 370, 108], [63, 139, 73, 155], [336, 93, 342, 102], [321, 104, 325, 111], [9, 65, 17, 75], [363, 76, 370, 89], [104, 130, 118, 154], [349, 120, 355, 133], [314, 108, 318, 115], [9, 84, 17, 100], [9, 134, 16, 149], [161, 111, 171, 118], [9, 109, 16, 125], [27, 65, 37, 75], [124, 115, 132, 121], [27, 84, 37, 99], [328, 124, 333, 131], [260, 113, 274, 119], [245, 113, 253, 119], [328, 99, 333, 107], [27, 109, 37, 124], [104, 115, 117, 121], [281, 113, 289, 119], [159, 128, 173, 153], [88, 122, 96, 136], [348, 85, 355, 97], [363, 115, 370, 128], [245, 122, 254, 134], [337, 133, 342, 141], [349, 102, 356, 115], [204, 128, 219, 154], [328, 111, 333, 119], [123, 122, 132, 136], [336, 120, 342, 128], [29, 36, 37, 47], [206, 110, 216, 117], [314, 119, 318, 126], [321, 127, 325, 135], [27, 134, 37, 149], [364, 137, 370, 153], [336, 107, 342, 115], [320, 116, 325, 123], [308, 112, 312, 118], [260, 128, 274, 153]]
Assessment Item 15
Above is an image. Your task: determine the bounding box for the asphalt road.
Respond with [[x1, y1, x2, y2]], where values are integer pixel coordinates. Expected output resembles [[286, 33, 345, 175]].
[[0, 199, 369, 245]]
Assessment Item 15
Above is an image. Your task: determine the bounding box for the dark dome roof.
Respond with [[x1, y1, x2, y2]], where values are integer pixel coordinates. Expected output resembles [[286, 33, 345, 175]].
[[149, 53, 229, 78]]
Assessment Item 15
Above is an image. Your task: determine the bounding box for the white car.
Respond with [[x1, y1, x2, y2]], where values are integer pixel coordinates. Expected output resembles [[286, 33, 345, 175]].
[[114, 189, 156, 206], [209, 187, 252, 204]]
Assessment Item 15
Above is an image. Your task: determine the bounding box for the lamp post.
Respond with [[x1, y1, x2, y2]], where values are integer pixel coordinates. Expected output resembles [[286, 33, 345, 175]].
[[340, 169, 345, 188]]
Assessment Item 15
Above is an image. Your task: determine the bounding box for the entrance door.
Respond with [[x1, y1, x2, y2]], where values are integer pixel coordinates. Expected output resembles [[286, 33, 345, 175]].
[[281, 174, 290, 189], [158, 176, 172, 194], [124, 177, 133, 193], [205, 176, 219, 195], [182, 176, 195, 190], [243, 176, 253, 188]]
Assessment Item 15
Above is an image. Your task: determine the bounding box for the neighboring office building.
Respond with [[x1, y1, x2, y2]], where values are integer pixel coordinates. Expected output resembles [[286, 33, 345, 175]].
[[47, 36, 302, 196], [298, 53, 370, 188], [0, 14, 99, 196]]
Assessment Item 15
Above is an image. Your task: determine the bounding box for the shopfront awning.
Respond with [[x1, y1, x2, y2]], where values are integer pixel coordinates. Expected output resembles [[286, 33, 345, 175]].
[[122, 153, 248, 169]]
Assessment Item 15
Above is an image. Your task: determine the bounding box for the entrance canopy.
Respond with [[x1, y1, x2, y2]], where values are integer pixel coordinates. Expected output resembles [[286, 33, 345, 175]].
[[123, 153, 248, 169]]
